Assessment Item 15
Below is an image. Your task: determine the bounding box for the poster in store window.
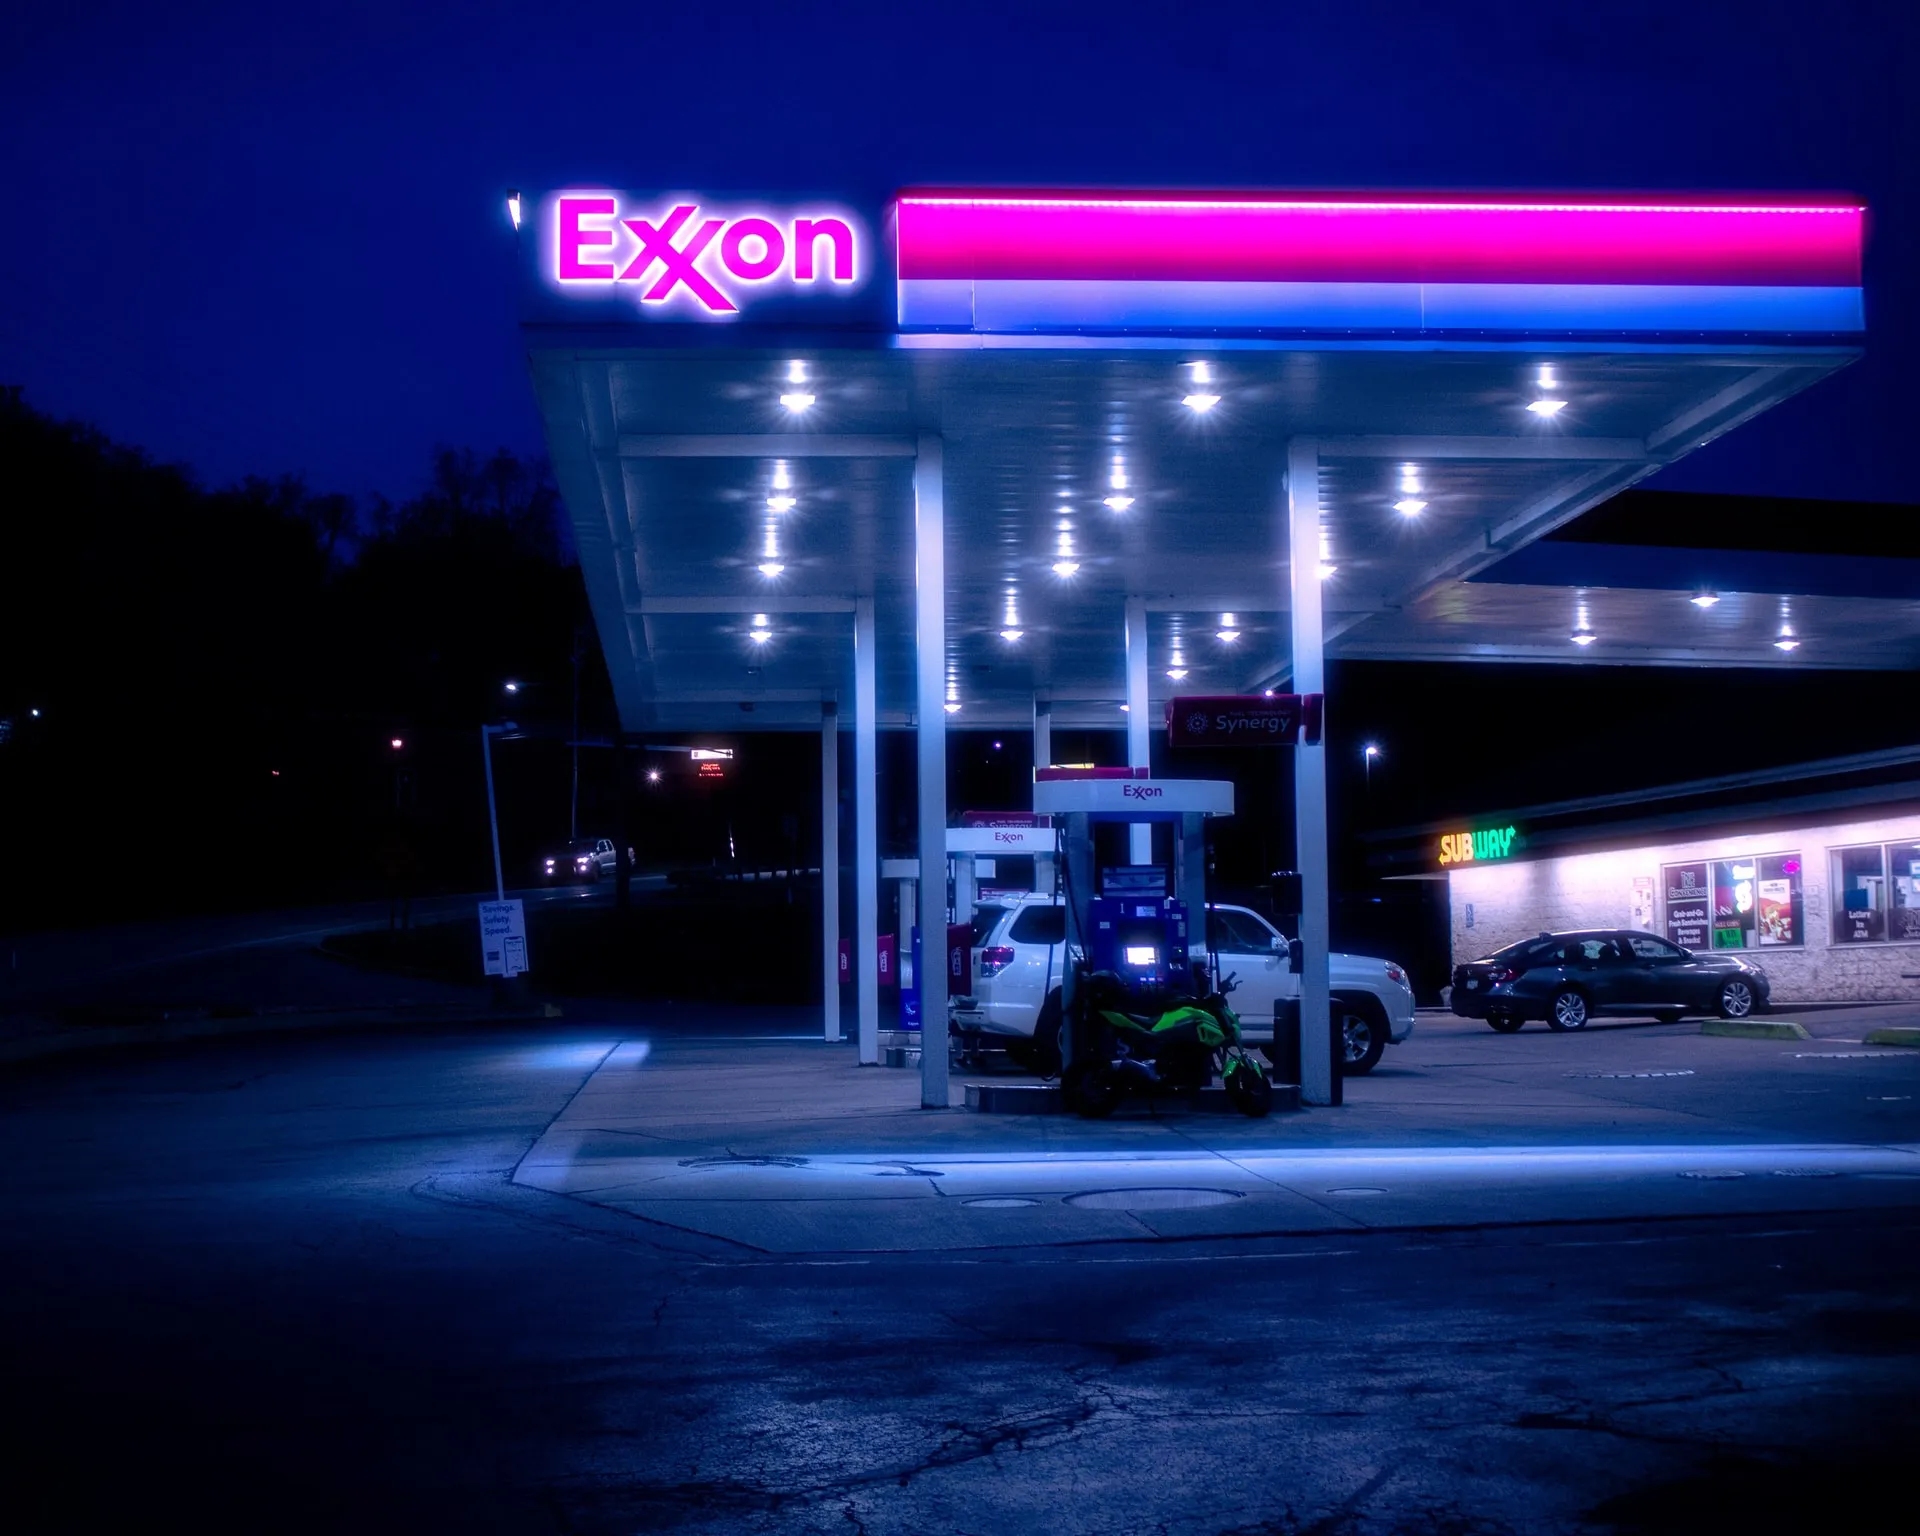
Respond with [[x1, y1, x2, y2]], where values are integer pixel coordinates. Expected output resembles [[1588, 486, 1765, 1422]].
[[1757, 878, 1795, 946], [1630, 876, 1655, 931], [1664, 862, 1710, 950]]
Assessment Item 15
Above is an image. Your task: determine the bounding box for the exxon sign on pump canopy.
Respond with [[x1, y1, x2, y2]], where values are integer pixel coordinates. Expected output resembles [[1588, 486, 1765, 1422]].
[[544, 193, 867, 316]]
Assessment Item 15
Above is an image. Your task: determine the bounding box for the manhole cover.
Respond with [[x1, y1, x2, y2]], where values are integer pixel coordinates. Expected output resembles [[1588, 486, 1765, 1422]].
[[1065, 1187, 1243, 1210], [1326, 1186, 1389, 1196], [964, 1196, 1040, 1209], [1679, 1170, 1746, 1180], [1566, 1070, 1695, 1079], [678, 1154, 809, 1169]]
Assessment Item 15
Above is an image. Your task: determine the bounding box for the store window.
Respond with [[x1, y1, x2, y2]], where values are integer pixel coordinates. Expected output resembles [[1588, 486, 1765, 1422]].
[[1664, 852, 1802, 950], [1830, 841, 1920, 944], [1894, 842, 1920, 942]]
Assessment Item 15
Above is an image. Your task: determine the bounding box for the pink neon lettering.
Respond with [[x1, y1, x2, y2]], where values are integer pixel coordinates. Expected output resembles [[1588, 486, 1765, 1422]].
[[721, 217, 786, 280], [619, 205, 736, 312], [793, 217, 855, 281], [558, 197, 617, 280]]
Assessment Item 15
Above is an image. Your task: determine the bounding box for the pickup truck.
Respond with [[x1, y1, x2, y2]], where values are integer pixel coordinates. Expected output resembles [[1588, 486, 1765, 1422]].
[[952, 895, 1416, 1075]]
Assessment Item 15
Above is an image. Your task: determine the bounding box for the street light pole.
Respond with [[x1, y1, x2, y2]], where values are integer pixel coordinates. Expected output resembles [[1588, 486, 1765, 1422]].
[[481, 726, 505, 902], [569, 627, 582, 841]]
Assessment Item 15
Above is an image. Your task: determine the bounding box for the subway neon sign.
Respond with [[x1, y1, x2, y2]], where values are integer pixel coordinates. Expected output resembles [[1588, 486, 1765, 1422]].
[[1438, 825, 1518, 867]]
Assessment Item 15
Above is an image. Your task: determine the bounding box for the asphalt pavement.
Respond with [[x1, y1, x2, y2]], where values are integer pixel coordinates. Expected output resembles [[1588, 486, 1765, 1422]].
[[3, 1004, 1917, 1534]]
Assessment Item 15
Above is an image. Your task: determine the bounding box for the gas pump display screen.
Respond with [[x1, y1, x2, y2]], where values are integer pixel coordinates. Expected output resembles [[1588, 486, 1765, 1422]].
[[1124, 944, 1159, 967]]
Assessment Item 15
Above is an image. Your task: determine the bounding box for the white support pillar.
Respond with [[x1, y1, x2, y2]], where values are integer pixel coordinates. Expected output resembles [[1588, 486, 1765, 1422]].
[[1124, 595, 1152, 864], [1288, 438, 1335, 1107], [914, 435, 950, 1109], [854, 597, 880, 1065], [1032, 696, 1052, 773], [820, 702, 841, 1043]]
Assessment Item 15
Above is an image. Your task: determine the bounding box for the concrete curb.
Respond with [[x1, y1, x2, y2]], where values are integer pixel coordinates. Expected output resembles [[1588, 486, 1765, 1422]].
[[1700, 1018, 1811, 1041], [964, 1082, 1305, 1116], [0, 1002, 564, 1068], [1863, 1027, 1920, 1048]]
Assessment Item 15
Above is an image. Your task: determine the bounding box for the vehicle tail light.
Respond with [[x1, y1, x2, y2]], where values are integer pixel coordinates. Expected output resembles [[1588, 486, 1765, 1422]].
[[1487, 966, 1517, 985], [1384, 963, 1407, 985], [978, 946, 1016, 979]]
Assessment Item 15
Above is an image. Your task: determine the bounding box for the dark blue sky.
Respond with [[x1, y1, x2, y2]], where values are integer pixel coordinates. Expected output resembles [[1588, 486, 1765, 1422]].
[[2, 1, 1911, 505]]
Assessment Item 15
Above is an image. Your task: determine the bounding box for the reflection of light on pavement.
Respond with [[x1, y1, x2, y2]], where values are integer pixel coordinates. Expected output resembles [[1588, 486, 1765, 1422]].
[[519, 1042, 625, 1071]]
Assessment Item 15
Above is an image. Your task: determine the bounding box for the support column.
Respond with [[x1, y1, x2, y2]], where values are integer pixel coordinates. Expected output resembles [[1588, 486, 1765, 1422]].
[[1032, 696, 1052, 773], [854, 598, 880, 1065], [1288, 439, 1335, 1107], [914, 435, 950, 1110], [820, 702, 840, 1043], [1124, 595, 1151, 863]]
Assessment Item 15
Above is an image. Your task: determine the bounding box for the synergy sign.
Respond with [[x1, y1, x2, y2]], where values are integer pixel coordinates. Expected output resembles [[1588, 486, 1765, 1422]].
[[547, 193, 865, 315], [1437, 825, 1519, 867]]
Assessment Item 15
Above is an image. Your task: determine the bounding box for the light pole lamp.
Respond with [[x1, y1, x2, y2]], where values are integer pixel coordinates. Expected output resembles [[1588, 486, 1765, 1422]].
[[1363, 743, 1381, 790], [481, 723, 518, 901]]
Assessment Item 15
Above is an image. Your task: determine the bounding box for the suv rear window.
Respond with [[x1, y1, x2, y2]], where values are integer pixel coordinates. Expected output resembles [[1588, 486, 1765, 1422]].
[[1008, 906, 1066, 946], [970, 904, 1010, 946]]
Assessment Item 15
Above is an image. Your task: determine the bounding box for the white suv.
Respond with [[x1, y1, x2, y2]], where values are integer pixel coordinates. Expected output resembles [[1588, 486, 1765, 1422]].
[[953, 895, 1416, 1075]]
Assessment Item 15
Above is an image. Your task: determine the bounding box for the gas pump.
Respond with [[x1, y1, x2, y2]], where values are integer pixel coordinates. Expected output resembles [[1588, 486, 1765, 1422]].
[[1029, 764, 1236, 1082], [879, 823, 1058, 1064]]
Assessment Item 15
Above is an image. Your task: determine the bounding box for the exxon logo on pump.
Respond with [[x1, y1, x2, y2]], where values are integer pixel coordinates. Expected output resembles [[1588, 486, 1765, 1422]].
[[549, 194, 865, 314]]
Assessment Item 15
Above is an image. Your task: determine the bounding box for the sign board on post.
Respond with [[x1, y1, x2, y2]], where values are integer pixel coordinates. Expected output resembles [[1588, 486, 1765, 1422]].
[[478, 900, 529, 978], [1166, 694, 1324, 748]]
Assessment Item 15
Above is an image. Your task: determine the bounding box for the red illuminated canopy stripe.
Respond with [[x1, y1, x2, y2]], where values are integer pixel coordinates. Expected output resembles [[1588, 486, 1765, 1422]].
[[895, 194, 1864, 288]]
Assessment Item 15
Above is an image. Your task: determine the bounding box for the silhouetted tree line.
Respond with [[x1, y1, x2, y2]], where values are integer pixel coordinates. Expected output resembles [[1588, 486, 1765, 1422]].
[[0, 387, 613, 929]]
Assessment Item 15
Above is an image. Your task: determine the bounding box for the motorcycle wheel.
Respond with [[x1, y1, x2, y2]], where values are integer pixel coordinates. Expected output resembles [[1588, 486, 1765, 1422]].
[[1224, 1060, 1274, 1118], [1064, 1062, 1122, 1120]]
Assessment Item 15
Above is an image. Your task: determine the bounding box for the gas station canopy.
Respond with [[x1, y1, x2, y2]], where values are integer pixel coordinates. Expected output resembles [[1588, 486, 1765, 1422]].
[[521, 189, 1868, 731]]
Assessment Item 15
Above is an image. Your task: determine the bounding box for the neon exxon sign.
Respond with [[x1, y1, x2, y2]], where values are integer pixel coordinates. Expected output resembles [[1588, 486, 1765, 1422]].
[[548, 194, 864, 315]]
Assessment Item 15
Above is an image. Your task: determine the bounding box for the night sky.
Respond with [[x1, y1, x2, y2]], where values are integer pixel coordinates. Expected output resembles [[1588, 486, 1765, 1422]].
[[2, 1, 1912, 506]]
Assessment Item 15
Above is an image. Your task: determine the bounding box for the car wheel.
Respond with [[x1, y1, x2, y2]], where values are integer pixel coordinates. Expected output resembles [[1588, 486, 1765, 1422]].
[[1487, 1013, 1524, 1033], [1653, 1009, 1686, 1026], [1029, 989, 1063, 1077], [1547, 989, 1590, 1031], [1337, 1000, 1387, 1075], [1717, 978, 1756, 1020]]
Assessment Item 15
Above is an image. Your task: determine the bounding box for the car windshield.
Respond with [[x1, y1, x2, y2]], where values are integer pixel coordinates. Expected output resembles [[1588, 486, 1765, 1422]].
[[567, 840, 598, 855]]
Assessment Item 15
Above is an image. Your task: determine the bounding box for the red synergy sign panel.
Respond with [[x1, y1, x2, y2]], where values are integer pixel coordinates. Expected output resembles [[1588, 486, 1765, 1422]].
[[545, 193, 867, 315], [1166, 695, 1325, 748]]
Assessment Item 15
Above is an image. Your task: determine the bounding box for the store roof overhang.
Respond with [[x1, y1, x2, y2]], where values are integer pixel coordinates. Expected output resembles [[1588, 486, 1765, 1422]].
[[519, 189, 1868, 730]]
